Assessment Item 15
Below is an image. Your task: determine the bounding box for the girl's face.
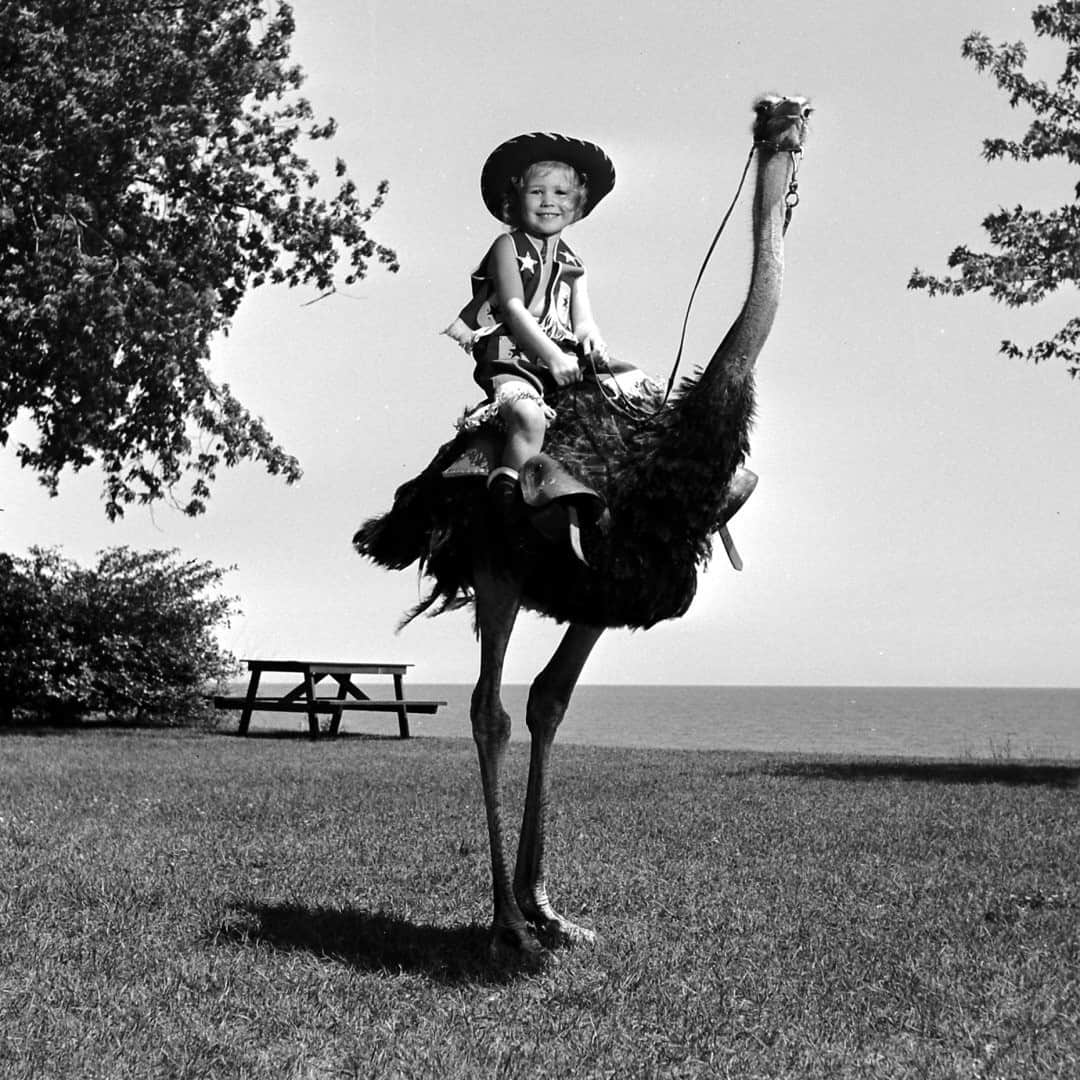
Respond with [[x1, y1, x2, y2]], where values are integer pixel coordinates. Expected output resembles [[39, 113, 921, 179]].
[[517, 163, 581, 239]]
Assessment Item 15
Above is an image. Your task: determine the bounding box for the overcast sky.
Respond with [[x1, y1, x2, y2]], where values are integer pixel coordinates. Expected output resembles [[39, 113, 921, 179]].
[[4, 0, 1078, 687]]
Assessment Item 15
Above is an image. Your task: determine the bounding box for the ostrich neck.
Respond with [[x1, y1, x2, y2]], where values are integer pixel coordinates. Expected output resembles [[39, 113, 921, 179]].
[[699, 144, 793, 391], [630, 141, 796, 530]]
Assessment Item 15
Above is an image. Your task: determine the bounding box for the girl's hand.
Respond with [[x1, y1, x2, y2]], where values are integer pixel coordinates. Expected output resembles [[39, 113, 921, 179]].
[[577, 330, 608, 363], [547, 350, 583, 387]]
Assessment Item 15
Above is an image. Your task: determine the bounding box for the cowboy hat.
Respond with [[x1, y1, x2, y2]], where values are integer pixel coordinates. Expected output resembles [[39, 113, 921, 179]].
[[480, 132, 615, 222]]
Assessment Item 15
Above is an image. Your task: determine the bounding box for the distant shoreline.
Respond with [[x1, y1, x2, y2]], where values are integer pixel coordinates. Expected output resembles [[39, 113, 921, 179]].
[[220, 683, 1080, 761]]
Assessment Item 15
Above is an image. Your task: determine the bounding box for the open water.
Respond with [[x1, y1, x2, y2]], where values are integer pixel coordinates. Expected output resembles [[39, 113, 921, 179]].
[[241, 683, 1080, 760]]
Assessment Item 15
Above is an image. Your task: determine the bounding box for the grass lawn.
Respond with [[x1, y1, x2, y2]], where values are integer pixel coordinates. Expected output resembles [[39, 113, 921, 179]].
[[1, 728, 1077, 1079]]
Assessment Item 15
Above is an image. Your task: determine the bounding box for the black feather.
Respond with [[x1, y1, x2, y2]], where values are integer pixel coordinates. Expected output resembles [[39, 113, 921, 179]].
[[353, 367, 755, 629]]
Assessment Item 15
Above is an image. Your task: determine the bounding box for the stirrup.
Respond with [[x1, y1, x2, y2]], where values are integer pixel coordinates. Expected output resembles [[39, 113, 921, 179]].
[[717, 467, 758, 572], [519, 454, 606, 566]]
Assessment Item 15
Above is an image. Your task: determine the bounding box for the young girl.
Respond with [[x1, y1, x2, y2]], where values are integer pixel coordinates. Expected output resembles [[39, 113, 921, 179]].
[[444, 132, 616, 517]]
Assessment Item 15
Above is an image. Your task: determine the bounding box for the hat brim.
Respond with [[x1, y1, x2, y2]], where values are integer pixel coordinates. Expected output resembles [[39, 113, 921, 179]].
[[480, 132, 615, 222]]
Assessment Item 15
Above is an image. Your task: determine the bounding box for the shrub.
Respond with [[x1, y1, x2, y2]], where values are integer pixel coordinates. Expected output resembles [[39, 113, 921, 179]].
[[0, 546, 238, 726]]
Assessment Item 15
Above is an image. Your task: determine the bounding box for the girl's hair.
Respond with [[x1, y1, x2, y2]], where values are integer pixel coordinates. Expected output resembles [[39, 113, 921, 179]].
[[499, 161, 589, 227]]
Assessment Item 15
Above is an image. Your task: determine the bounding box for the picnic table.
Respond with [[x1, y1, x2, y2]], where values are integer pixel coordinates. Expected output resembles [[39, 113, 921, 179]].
[[213, 659, 446, 739]]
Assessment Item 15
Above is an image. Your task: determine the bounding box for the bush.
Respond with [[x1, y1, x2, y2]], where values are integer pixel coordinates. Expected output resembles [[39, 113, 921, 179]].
[[0, 546, 238, 726]]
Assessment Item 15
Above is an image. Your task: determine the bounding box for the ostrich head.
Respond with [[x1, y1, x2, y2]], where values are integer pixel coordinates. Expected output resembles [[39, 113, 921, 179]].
[[752, 94, 813, 150]]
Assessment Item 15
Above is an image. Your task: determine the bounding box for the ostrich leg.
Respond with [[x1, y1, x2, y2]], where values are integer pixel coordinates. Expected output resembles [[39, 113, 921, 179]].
[[470, 567, 546, 963], [515, 621, 603, 948]]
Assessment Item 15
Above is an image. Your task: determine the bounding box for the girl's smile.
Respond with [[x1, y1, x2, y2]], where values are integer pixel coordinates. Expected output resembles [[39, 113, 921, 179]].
[[519, 164, 579, 239]]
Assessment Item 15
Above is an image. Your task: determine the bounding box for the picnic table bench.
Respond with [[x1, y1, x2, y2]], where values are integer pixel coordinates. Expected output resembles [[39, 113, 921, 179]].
[[214, 659, 446, 739]]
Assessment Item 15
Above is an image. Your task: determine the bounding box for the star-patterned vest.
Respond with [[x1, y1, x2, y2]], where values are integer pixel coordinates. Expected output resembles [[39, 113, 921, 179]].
[[444, 230, 585, 396]]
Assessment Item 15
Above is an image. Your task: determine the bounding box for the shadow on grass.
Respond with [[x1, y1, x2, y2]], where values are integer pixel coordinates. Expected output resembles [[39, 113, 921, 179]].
[[0, 718, 215, 737], [213, 902, 523, 984], [221, 729, 403, 742], [763, 758, 1080, 788], [0, 724, 405, 742]]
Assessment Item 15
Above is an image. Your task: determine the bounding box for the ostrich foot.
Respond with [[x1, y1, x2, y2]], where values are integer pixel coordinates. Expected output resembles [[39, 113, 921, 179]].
[[519, 900, 598, 950], [532, 914, 597, 950], [488, 921, 555, 970]]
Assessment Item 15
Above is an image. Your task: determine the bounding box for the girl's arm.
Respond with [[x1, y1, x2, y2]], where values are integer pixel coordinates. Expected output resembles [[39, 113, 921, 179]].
[[490, 234, 581, 386], [570, 272, 607, 360]]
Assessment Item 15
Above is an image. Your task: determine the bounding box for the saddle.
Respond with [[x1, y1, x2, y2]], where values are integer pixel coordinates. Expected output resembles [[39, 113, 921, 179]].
[[519, 453, 609, 564], [443, 436, 605, 563]]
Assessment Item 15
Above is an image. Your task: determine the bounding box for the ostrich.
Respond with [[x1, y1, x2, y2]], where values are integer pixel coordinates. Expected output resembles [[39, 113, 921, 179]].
[[354, 95, 811, 964]]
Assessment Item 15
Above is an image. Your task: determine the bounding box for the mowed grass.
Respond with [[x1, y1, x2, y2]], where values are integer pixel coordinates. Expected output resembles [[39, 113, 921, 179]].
[[1, 729, 1078, 1079]]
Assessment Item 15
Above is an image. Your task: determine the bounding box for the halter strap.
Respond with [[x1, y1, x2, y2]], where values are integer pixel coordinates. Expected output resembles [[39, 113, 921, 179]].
[[587, 142, 801, 423]]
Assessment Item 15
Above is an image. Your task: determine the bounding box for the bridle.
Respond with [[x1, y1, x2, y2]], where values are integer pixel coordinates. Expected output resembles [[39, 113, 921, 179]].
[[584, 139, 803, 424]]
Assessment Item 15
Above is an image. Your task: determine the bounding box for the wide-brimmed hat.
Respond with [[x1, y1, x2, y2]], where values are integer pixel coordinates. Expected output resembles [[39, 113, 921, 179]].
[[480, 132, 615, 222]]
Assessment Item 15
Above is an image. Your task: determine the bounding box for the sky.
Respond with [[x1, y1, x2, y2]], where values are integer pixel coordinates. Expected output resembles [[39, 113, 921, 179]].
[[3, 0, 1078, 687]]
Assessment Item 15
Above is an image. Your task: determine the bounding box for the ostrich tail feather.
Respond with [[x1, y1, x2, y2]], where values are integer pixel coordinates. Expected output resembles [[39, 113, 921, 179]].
[[353, 434, 480, 624], [352, 472, 434, 571]]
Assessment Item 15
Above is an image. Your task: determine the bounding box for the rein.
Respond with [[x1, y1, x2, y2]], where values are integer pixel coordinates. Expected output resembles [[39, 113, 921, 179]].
[[585, 141, 802, 423]]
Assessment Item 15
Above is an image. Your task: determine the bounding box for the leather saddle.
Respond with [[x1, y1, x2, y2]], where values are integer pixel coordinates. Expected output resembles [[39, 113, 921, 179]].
[[443, 436, 605, 564], [519, 453, 608, 563]]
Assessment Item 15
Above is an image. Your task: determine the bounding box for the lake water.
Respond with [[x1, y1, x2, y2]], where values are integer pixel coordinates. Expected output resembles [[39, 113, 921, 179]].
[[236, 683, 1080, 760]]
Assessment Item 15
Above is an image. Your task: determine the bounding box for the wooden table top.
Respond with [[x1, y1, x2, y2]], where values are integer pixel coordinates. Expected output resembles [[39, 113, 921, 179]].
[[241, 659, 413, 675]]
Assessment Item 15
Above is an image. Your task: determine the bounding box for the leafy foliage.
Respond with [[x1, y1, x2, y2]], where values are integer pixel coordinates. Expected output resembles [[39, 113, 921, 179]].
[[0, 546, 237, 725], [909, 2, 1080, 379], [0, 1, 397, 517]]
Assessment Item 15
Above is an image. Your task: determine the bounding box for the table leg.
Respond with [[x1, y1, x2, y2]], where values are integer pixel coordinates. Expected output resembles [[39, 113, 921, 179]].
[[393, 672, 410, 739], [239, 669, 262, 735], [328, 675, 350, 736], [303, 669, 320, 739]]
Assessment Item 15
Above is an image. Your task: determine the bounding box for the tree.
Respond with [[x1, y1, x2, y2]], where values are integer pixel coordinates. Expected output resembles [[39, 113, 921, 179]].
[[0, 546, 237, 726], [0, 1, 397, 518], [909, 2, 1080, 380]]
